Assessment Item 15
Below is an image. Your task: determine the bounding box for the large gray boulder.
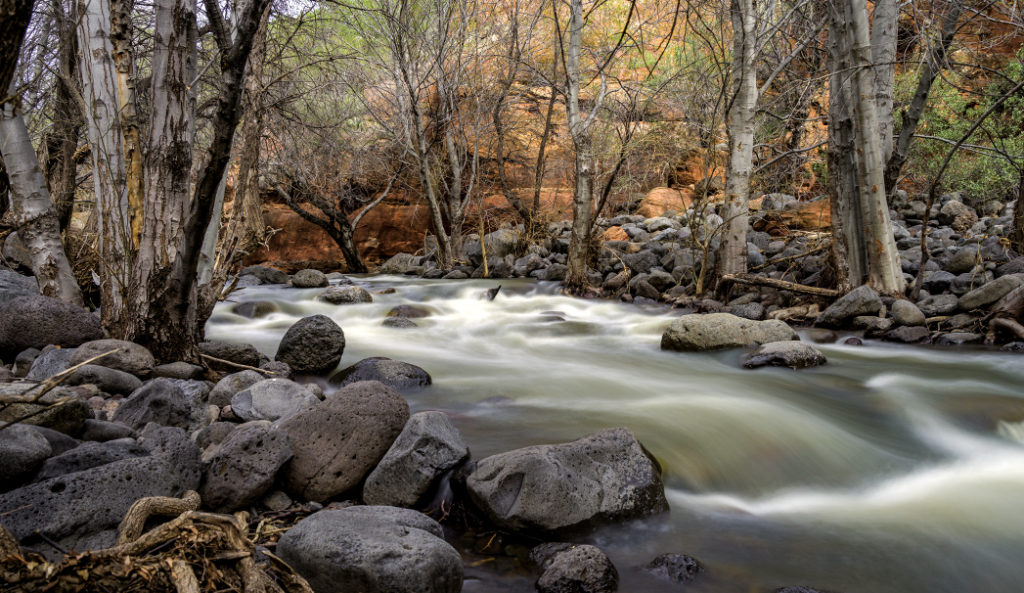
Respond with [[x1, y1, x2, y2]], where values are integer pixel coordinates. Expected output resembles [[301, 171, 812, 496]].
[[208, 370, 264, 407], [466, 427, 668, 533], [35, 438, 148, 482], [0, 295, 104, 358], [69, 339, 156, 378], [661, 313, 797, 352], [815, 285, 884, 328], [319, 285, 373, 304], [891, 299, 926, 327], [0, 423, 52, 487], [329, 357, 432, 392], [274, 315, 345, 375], [742, 341, 827, 370], [278, 381, 409, 501], [138, 425, 203, 489], [363, 411, 469, 507], [958, 275, 1024, 311], [380, 253, 418, 275], [200, 421, 292, 512], [292, 269, 329, 288], [0, 456, 186, 552], [230, 378, 319, 422], [277, 506, 462, 593]]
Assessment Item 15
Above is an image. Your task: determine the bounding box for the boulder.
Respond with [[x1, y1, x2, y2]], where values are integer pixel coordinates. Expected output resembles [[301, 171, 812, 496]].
[[138, 425, 203, 489], [661, 313, 797, 352], [0, 384, 92, 435], [233, 301, 279, 319], [112, 378, 203, 431], [532, 544, 619, 593], [66, 364, 143, 395], [29, 425, 79, 456], [380, 253, 418, 275], [291, 269, 329, 288], [69, 339, 156, 378], [230, 378, 319, 422], [918, 293, 959, 317], [743, 341, 827, 370], [945, 245, 982, 275], [278, 381, 409, 501], [208, 370, 265, 407], [0, 456, 185, 552], [644, 553, 703, 586], [386, 305, 433, 319], [319, 285, 372, 304], [466, 427, 668, 533], [0, 269, 38, 305], [815, 285, 884, 328], [0, 295, 104, 358], [277, 506, 462, 593], [0, 423, 52, 487], [239, 265, 290, 285], [383, 317, 418, 329], [199, 341, 265, 370], [329, 357, 432, 392], [958, 275, 1024, 311], [274, 315, 345, 375], [35, 438, 148, 482], [883, 326, 931, 344], [363, 411, 469, 507], [25, 347, 76, 381], [890, 300, 926, 327], [80, 419, 135, 442], [200, 420, 293, 512]]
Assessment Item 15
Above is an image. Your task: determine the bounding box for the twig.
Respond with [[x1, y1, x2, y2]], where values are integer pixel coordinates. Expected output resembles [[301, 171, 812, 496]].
[[200, 354, 279, 376], [721, 273, 840, 297]]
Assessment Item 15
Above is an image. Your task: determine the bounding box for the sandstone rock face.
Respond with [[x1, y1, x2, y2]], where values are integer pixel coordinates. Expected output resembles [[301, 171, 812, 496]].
[[0, 295, 104, 358], [466, 427, 668, 533], [200, 421, 293, 512], [661, 313, 797, 352], [278, 381, 409, 501], [277, 506, 463, 593], [274, 315, 345, 375], [363, 411, 469, 507]]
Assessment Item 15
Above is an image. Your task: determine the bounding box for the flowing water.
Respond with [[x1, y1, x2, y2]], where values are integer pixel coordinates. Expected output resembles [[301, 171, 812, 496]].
[[206, 276, 1024, 593]]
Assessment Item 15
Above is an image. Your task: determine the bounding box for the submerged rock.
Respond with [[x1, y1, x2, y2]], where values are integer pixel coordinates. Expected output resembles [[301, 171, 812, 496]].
[[533, 544, 619, 593], [466, 427, 668, 533], [329, 357, 432, 392], [743, 341, 827, 370], [661, 313, 797, 352], [644, 553, 703, 586], [319, 285, 372, 304], [278, 506, 462, 593]]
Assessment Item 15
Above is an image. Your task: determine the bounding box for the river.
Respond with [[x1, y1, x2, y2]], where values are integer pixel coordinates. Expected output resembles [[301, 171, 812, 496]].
[[206, 276, 1024, 593]]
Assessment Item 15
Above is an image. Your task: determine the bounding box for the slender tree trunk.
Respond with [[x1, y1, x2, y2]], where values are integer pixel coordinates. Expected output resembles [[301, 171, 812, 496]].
[[1014, 168, 1024, 254], [0, 110, 82, 304], [0, 158, 9, 220], [884, 2, 962, 194], [564, 0, 593, 294], [110, 0, 143, 246], [848, 0, 905, 295], [828, 5, 862, 291], [870, 0, 898, 161], [78, 0, 130, 321], [43, 0, 82, 231], [718, 0, 758, 291]]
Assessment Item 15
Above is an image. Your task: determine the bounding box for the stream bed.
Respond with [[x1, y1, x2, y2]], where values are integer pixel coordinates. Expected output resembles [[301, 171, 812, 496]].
[[206, 276, 1024, 593]]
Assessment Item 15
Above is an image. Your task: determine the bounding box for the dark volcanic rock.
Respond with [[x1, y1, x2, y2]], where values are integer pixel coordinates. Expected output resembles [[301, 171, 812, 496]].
[[0, 295, 104, 358], [815, 285, 884, 328], [645, 553, 703, 586], [274, 315, 345, 375], [328, 357, 432, 392], [200, 420, 292, 512], [743, 341, 827, 370], [533, 544, 619, 593], [35, 439, 148, 482], [199, 341, 265, 370], [69, 339, 156, 378], [0, 423, 52, 487]]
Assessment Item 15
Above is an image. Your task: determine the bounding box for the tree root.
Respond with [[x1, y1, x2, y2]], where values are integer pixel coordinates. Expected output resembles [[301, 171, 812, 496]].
[[117, 490, 201, 544]]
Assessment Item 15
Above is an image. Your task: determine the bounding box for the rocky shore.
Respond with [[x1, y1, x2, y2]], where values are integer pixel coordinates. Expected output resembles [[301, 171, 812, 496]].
[[2, 190, 1020, 593]]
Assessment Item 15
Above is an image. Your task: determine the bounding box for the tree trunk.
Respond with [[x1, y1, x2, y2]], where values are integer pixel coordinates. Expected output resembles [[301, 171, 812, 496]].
[[884, 2, 962, 194], [110, 0, 143, 246], [717, 0, 758, 292], [1014, 168, 1024, 254], [827, 5, 863, 291], [848, 0, 905, 295], [78, 0, 130, 322], [43, 0, 82, 231], [563, 0, 594, 295], [870, 0, 898, 161], [0, 0, 33, 95], [0, 110, 83, 304]]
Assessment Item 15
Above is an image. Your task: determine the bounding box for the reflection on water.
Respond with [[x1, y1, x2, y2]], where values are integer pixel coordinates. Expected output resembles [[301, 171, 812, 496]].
[[207, 276, 1024, 593]]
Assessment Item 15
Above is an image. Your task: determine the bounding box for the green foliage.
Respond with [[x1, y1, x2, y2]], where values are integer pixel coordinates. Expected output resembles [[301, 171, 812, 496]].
[[897, 49, 1024, 207]]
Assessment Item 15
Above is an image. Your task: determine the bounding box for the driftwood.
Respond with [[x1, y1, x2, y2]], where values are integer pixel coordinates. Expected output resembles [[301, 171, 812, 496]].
[[199, 353, 280, 376], [721, 273, 840, 298], [0, 492, 314, 593]]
